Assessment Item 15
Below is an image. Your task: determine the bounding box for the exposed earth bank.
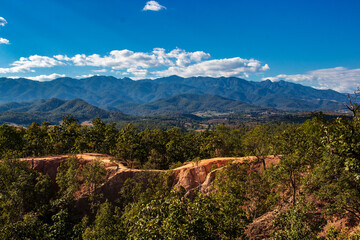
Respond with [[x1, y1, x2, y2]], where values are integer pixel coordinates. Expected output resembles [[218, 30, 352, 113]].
[[22, 153, 280, 196]]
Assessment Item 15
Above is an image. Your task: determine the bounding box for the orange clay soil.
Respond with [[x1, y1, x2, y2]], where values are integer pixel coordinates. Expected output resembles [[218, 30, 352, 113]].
[[20, 154, 280, 195]]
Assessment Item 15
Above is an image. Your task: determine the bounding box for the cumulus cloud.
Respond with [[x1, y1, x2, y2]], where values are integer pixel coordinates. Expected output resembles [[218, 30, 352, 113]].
[[56, 48, 209, 71], [8, 73, 66, 81], [155, 57, 270, 78], [0, 17, 7, 27], [143, 1, 166, 11], [13, 55, 64, 69], [0, 55, 64, 73], [76, 74, 97, 79], [27, 73, 66, 81], [68, 50, 163, 69], [54, 54, 70, 61], [126, 68, 150, 80], [0, 17, 9, 44], [92, 69, 107, 73], [167, 48, 211, 67], [1, 48, 269, 80], [0, 38, 9, 44], [263, 67, 360, 93]]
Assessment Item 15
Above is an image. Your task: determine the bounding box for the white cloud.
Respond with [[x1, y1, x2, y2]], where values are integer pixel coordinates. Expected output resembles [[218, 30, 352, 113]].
[[56, 48, 209, 71], [27, 73, 66, 81], [154, 57, 270, 78], [69, 50, 162, 69], [92, 69, 107, 73], [143, 1, 166, 11], [0, 55, 64, 73], [167, 48, 211, 67], [54, 54, 70, 61], [263, 67, 360, 93], [76, 74, 97, 79], [126, 68, 150, 80], [0, 17, 9, 45], [8, 73, 66, 81], [0, 17, 7, 27], [1, 48, 269, 80], [0, 38, 9, 44], [13, 55, 64, 69]]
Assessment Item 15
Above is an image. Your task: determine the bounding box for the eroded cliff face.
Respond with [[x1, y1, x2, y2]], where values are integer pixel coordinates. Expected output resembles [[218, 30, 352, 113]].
[[173, 157, 251, 192], [22, 155, 67, 182], [21, 154, 280, 200], [21, 153, 119, 190]]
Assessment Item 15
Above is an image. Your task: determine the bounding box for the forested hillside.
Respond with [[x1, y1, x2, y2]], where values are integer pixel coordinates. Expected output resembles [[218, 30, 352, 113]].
[[0, 98, 131, 125], [0, 96, 346, 129], [0, 89, 360, 239], [114, 93, 275, 116]]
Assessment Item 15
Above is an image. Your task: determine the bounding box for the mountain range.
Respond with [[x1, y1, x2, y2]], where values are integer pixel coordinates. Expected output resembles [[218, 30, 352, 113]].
[[0, 75, 348, 112], [0, 93, 277, 123]]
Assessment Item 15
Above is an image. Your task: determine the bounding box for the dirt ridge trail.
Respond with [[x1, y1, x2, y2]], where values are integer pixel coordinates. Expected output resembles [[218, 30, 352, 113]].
[[20, 153, 121, 184]]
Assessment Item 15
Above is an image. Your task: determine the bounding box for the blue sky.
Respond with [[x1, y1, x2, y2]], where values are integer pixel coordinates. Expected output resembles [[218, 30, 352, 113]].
[[0, 0, 360, 92]]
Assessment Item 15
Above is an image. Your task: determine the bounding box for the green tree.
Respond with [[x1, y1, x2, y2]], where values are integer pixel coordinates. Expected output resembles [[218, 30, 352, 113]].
[[215, 162, 274, 221], [0, 213, 48, 240], [24, 122, 50, 156], [139, 128, 169, 169], [242, 124, 273, 170], [0, 124, 24, 158], [0, 157, 52, 225], [82, 202, 124, 240], [48, 115, 81, 154], [103, 122, 118, 154], [115, 123, 142, 168], [270, 202, 325, 240], [81, 159, 107, 195], [56, 155, 81, 200], [272, 154, 307, 206], [123, 192, 248, 240], [305, 107, 360, 220], [47, 209, 80, 240], [118, 172, 172, 208]]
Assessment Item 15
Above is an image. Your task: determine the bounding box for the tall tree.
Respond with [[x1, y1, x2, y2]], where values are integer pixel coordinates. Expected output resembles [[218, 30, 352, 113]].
[[242, 124, 273, 170], [56, 155, 81, 200]]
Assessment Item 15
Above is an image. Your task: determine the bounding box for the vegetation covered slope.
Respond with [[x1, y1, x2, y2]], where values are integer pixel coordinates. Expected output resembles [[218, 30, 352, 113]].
[[115, 93, 276, 116], [1, 96, 341, 129], [0, 98, 130, 125]]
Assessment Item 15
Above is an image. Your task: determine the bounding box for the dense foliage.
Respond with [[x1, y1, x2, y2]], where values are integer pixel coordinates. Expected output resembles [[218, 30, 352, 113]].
[[0, 115, 250, 169], [0, 90, 360, 238]]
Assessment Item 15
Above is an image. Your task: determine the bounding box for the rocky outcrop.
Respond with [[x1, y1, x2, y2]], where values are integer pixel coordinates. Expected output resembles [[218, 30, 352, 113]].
[[21, 153, 118, 181], [21, 154, 280, 193], [172, 156, 280, 193], [22, 155, 68, 186], [20, 154, 280, 204], [172, 158, 238, 191]]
